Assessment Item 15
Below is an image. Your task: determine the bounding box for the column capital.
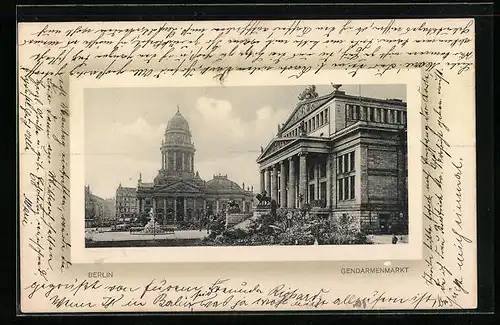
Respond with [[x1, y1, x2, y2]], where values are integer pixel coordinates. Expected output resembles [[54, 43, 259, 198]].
[[287, 156, 295, 161], [298, 151, 308, 157], [280, 160, 285, 166]]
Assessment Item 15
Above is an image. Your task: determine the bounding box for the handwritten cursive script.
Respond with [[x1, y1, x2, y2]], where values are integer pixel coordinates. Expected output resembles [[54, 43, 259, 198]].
[[18, 18, 476, 312]]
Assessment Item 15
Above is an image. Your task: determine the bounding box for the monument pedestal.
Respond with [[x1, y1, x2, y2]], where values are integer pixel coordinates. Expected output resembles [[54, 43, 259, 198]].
[[253, 205, 271, 218], [225, 213, 252, 228]]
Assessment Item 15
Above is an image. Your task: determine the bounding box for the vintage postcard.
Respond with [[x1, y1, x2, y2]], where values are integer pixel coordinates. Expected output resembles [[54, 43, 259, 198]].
[[19, 18, 476, 312]]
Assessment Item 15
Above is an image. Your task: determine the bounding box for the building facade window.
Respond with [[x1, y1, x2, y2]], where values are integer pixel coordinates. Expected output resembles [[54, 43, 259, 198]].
[[320, 160, 327, 178], [338, 178, 344, 200], [349, 175, 355, 199], [309, 165, 315, 180], [349, 151, 355, 171], [320, 182, 327, 201], [337, 151, 356, 201]]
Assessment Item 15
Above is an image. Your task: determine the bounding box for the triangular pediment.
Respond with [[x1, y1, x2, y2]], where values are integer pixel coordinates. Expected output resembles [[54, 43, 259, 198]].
[[281, 95, 333, 132], [158, 181, 202, 193], [257, 138, 296, 162]]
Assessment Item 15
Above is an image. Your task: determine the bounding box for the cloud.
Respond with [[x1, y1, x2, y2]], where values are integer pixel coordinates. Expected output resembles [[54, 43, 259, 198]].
[[190, 96, 246, 143], [85, 155, 158, 199], [86, 96, 292, 198], [256, 105, 273, 120], [112, 118, 165, 140], [196, 152, 261, 191], [189, 97, 289, 156]]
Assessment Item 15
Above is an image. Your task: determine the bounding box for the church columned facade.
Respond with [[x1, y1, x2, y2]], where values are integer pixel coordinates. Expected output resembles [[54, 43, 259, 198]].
[[257, 85, 408, 234], [136, 108, 254, 224]]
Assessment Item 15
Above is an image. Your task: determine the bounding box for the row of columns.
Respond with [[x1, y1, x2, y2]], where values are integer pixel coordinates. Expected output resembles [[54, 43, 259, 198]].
[[259, 152, 311, 209], [138, 196, 250, 218], [138, 197, 204, 223], [348, 105, 406, 125], [161, 150, 195, 172]]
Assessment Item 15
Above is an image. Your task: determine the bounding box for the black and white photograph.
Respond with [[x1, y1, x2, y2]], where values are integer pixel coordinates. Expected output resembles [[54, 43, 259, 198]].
[[84, 83, 408, 248]]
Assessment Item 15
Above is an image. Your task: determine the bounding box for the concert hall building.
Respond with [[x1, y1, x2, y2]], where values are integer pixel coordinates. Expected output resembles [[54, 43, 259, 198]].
[[136, 108, 254, 224], [256, 85, 408, 234]]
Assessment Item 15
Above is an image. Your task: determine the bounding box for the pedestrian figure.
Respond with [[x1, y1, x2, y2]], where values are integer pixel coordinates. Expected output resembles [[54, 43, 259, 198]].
[[392, 234, 398, 244], [286, 211, 293, 229]]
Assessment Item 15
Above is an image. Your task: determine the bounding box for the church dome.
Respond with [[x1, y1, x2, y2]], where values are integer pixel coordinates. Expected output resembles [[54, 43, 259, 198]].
[[166, 109, 190, 133], [206, 174, 244, 194]]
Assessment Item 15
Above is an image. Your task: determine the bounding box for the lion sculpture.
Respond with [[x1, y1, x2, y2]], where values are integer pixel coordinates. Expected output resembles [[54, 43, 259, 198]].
[[256, 190, 272, 205]]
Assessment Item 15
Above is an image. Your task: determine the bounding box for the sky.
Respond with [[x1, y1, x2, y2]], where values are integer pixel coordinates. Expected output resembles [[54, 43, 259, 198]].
[[84, 84, 406, 199]]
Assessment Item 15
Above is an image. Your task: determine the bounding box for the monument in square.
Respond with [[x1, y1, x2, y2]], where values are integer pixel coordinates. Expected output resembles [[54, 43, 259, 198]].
[[253, 190, 272, 218], [139, 208, 165, 235], [224, 199, 253, 229]]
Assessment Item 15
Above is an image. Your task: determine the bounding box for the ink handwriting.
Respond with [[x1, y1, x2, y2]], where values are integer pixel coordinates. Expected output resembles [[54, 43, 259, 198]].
[[18, 18, 475, 312]]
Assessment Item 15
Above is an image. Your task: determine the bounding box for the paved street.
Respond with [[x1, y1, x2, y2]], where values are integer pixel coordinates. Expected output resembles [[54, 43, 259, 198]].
[[368, 235, 408, 244], [86, 229, 209, 241]]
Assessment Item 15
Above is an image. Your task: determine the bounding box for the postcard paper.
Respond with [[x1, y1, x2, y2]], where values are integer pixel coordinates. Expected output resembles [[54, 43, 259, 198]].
[[18, 19, 476, 312]]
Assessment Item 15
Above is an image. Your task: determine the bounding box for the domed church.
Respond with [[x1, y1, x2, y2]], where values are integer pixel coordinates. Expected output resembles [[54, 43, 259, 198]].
[[136, 107, 254, 224]]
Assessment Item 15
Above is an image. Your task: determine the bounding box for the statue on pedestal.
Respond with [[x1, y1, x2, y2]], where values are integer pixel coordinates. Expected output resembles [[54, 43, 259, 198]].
[[141, 208, 159, 234], [256, 190, 272, 206]]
